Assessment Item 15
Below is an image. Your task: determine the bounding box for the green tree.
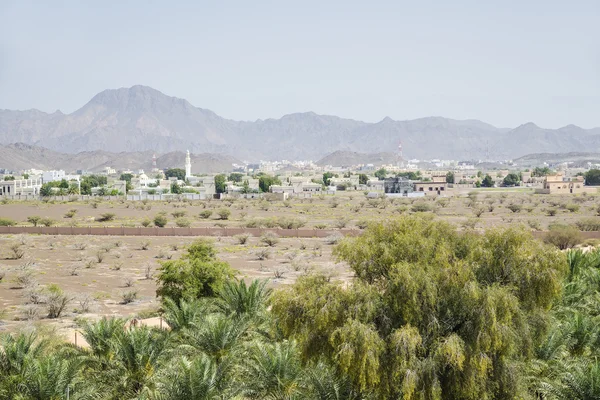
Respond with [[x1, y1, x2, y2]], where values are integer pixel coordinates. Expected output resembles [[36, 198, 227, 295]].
[[532, 167, 553, 177], [446, 171, 455, 183], [39, 183, 55, 197], [358, 174, 368, 185], [481, 174, 494, 187], [503, 173, 521, 187], [156, 239, 234, 304], [258, 175, 281, 193], [165, 168, 186, 180], [170, 181, 182, 194], [374, 168, 387, 180], [322, 172, 334, 186], [214, 174, 227, 194], [584, 168, 600, 185], [3, 175, 15, 181], [272, 216, 566, 399], [228, 172, 244, 183]]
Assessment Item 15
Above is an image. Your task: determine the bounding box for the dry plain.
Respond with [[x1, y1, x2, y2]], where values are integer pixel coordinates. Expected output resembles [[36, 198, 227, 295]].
[[1, 187, 599, 336]]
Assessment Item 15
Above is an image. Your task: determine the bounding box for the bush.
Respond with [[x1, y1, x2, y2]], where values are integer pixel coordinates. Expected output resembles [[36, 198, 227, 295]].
[[411, 203, 432, 213], [324, 232, 344, 245], [216, 208, 231, 220], [575, 219, 600, 231], [199, 210, 213, 219], [64, 209, 77, 218], [141, 218, 152, 227], [0, 217, 16, 226], [121, 290, 138, 304], [155, 239, 234, 303], [40, 218, 54, 227], [255, 248, 270, 260], [175, 217, 191, 228], [9, 243, 24, 259], [507, 204, 522, 213], [546, 208, 558, 217], [27, 216, 42, 226], [261, 232, 280, 247], [276, 217, 306, 229], [154, 214, 168, 227], [172, 211, 186, 218], [235, 233, 251, 245], [46, 286, 70, 318], [544, 224, 582, 250], [565, 204, 580, 213], [96, 212, 116, 222]]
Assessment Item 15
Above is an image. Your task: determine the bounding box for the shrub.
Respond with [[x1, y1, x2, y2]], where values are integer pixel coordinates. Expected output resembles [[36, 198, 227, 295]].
[[314, 224, 328, 230], [255, 248, 270, 260], [40, 218, 54, 227], [0, 217, 17, 226], [235, 233, 251, 245], [472, 207, 485, 218], [172, 211, 187, 218], [324, 232, 344, 245], [175, 217, 191, 228], [121, 290, 138, 304], [546, 208, 558, 217], [199, 210, 213, 219], [64, 209, 77, 218], [216, 208, 231, 220], [154, 214, 168, 227], [276, 217, 306, 229], [96, 212, 116, 222], [27, 216, 42, 226], [565, 204, 580, 213], [544, 224, 582, 250], [575, 218, 600, 232], [411, 203, 432, 213], [507, 204, 522, 213], [11, 271, 34, 289], [140, 240, 151, 250], [46, 286, 70, 318], [10, 243, 24, 259], [527, 219, 542, 231], [356, 219, 370, 229], [334, 218, 349, 229], [141, 218, 152, 227], [261, 232, 280, 247]]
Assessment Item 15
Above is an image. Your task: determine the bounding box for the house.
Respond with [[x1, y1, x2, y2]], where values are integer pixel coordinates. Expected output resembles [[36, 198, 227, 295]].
[[536, 174, 585, 194], [384, 177, 413, 195], [0, 177, 43, 196], [413, 181, 447, 195]]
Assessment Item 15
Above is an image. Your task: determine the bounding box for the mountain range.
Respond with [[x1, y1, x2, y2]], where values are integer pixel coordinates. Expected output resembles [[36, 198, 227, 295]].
[[2, 85, 600, 161], [0, 143, 240, 174]]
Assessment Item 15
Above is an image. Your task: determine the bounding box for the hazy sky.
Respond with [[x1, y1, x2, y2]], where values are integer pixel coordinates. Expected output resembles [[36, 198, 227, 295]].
[[0, 0, 598, 128]]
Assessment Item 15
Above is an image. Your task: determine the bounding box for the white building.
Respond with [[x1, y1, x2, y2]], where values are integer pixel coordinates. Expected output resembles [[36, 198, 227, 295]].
[[42, 170, 65, 182]]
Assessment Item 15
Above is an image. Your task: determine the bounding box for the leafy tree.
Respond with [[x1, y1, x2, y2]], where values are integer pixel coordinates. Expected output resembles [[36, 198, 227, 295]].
[[228, 172, 244, 183], [477, 170, 483, 178], [3, 175, 15, 181], [39, 183, 55, 197], [374, 168, 387, 180], [258, 175, 281, 193], [165, 168, 186, 180], [22, 174, 29, 179], [119, 173, 133, 182], [584, 168, 600, 185], [358, 174, 368, 185], [481, 174, 494, 187], [272, 216, 566, 399], [156, 239, 234, 304], [214, 174, 227, 194], [396, 171, 421, 180], [532, 167, 553, 177], [170, 181, 182, 194], [446, 171, 455, 183], [80, 174, 107, 195], [322, 172, 334, 186], [503, 173, 521, 186]]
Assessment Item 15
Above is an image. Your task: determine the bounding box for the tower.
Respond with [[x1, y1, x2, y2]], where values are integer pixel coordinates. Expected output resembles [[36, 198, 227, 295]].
[[397, 141, 405, 168], [151, 153, 158, 172], [185, 150, 191, 179]]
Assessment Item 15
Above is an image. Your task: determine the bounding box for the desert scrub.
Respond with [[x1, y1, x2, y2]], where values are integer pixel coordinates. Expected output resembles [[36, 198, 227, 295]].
[[0, 217, 16, 226], [217, 208, 231, 220], [175, 217, 191, 228], [64, 209, 78, 218], [154, 214, 168, 227], [96, 212, 116, 222], [235, 233, 251, 245], [199, 210, 213, 219], [260, 232, 280, 247]]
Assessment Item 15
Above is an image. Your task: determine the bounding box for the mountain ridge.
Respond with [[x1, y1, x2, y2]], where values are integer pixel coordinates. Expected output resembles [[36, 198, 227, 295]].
[[2, 85, 600, 161]]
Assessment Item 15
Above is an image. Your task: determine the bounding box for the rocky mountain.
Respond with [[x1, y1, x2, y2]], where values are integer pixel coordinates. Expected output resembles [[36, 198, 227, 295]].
[[0, 143, 240, 174], [316, 151, 397, 167], [1, 85, 600, 161], [514, 152, 600, 168]]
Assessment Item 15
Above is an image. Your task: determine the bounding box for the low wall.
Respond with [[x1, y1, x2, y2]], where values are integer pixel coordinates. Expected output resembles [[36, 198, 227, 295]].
[[0, 225, 361, 238]]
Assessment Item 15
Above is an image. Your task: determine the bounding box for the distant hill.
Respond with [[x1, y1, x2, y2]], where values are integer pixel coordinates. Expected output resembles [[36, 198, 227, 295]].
[[0, 143, 240, 174], [514, 152, 600, 168], [2, 85, 600, 160], [316, 151, 397, 167]]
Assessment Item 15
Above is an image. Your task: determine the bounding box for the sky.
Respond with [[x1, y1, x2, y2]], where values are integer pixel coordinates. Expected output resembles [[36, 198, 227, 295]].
[[0, 0, 598, 129]]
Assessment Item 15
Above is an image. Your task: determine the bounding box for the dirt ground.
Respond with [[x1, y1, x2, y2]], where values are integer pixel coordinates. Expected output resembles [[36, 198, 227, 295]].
[[0, 233, 346, 334], [1, 187, 599, 334]]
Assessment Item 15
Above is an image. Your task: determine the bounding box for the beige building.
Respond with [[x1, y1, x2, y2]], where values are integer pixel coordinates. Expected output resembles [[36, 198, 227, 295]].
[[413, 181, 447, 195], [538, 174, 585, 194]]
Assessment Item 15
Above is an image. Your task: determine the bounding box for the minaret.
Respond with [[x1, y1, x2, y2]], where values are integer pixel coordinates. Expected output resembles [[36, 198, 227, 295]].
[[185, 150, 191, 179], [152, 153, 158, 172], [397, 141, 405, 168]]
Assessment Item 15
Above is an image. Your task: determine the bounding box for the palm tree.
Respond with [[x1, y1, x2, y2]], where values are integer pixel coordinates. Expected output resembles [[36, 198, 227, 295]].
[[155, 354, 234, 400], [240, 340, 307, 399], [0, 332, 47, 398], [215, 279, 272, 318], [79, 317, 127, 359], [181, 314, 248, 363], [161, 297, 209, 332], [305, 361, 363, 400], [17, 354, 85, 400], [540, 359, 600, 399]]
